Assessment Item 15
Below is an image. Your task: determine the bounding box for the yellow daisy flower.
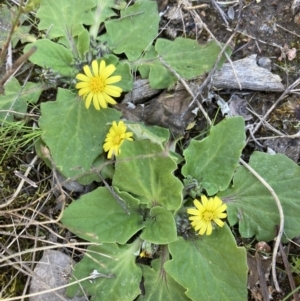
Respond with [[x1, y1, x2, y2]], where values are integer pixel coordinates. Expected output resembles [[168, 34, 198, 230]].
[[187, 195, 227, 236], [103, 121, 133, 159], [75, 60, 122, 110]]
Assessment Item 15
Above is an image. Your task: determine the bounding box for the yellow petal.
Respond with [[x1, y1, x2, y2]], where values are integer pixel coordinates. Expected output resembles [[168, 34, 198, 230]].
[[105, 75, 122, 85], [187, 208, 200, 216], [83, 65, 93, 78], [104, 86, 122, 97], [103, 142, 110, 151], [97, 93, 107, 108], [93, 96, 100, 110], [76, 82, 90, 89], [101, 64, 116, 79], [78, 87, 91, 96], [76, 73, 90, 82], [213, 218, 225, 227], [103, 93, 117, 105], [193, 199, 203, 211], [201, 195, 209, 208], [92, 60, 99, 76], [99, 60, 106, 73], [85, 93, 93, 109], [107, 148, 113, 159], [199, 223, 208, 235], [206, 222, 213, 235]]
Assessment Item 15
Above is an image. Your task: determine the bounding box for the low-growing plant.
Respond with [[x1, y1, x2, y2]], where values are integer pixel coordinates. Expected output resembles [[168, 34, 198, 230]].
[[1, 0, 300, 300]]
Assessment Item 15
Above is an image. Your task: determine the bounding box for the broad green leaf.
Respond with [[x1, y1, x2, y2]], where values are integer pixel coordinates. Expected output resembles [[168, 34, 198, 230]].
[[136, 45, 176, 89], [0, 77, 42, 123], [89, 0, 127, 39], [136, 39, 231, 89], [66, 241, 142, 301], [24, 39, 74, 76], [76, 28, 90, 59], [156, 38, 230, 78], [182, 117, 245, 195], [104, 0, 159, 61], [219, 152, 300, 241], [138, 258, 190, 301], [126, 122, 170, 147], [11, 25, 36, 47], [164, 225, 248, 301], [140, 207, 177, 244], [62, 187, 143, 244], [36, 0, 95, 39], [113, 140, 183, 211], [39, 88, 121, 184]]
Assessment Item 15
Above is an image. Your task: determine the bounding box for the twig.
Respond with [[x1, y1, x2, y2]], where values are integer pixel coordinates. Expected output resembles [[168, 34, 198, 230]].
[[248, 77, 300, 141], [0, 46, 37, 90], [239, 158, 284, 293], [97, 172, 130, 214], [0, 0, 24, 65], [158, 55, 212, 125], [276, 23, 300, 39], [255, 251, 270, 301], [277, 231, 300, 301]]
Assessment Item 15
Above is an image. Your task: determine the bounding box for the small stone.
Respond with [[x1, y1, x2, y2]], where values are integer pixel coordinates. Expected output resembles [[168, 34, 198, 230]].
[[257, 57, 272, 71]]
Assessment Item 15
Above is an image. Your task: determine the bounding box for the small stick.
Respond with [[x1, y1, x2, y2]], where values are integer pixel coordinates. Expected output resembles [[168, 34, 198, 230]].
[[248, 77, 300, 142], [158, 55, 212, 125], [277, 229, 300, 301], [0, 47, 37, 90], [239, 158, 284, 292], [97, 172, 130, 215]]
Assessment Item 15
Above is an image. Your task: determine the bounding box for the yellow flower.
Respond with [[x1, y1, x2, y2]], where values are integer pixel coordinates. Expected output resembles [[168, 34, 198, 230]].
[[103, 121, 133, 159], [187, 195, 227, 236], [75, 60, 122, 110]]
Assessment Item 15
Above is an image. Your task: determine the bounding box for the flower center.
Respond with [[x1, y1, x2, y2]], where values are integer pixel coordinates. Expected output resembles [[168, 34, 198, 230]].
[[113, 135, 122, 145], [203, 211, 214, 221], [90, 76, 105, 93]]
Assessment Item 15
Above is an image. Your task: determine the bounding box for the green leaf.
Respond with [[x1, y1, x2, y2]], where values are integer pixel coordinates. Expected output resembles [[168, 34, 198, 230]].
[[156, 38, 230, 78], [219, 152, 300, 241], [11, 25, 36, 47], [104, 0, 160, 61], [136, 39, 231, 89], [140, 207, 177, 244], [0, 77, 42, 123], [126, 122, 170, 147], [113, 140, 183, 211], [136, 45, 177, 89], [89, 0, 127, 39], [62, 187, 143, 244], [76, 28, 90, 59], [164, 225, 248, 301], [36, 0, 95, 39], [138, 258, 191, 301], [67, 241, 142, 301], [39, 88, 121, 184], [182, 117, 245, 195], [24, 39, 74, 76]]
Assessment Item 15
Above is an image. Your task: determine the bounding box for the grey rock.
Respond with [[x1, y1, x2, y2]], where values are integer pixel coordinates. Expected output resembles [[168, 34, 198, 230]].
[[30, 250, 86, 301]]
